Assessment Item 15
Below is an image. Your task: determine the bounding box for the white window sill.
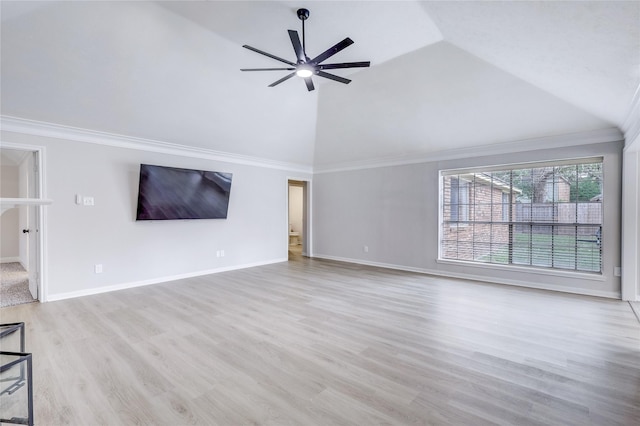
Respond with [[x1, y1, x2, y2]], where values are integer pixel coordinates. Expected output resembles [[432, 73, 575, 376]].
[[436, 258, 606, 282]]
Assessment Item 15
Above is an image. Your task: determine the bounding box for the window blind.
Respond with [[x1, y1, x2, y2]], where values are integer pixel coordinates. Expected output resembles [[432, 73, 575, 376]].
[[440, 159, 603, 273]]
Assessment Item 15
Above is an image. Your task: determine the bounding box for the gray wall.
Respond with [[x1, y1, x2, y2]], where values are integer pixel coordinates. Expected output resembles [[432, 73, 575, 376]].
[[313, 141, 623, 298], [622, 134, 640, 301], [0, 127, 625, 300], [2, 131, 310, 300]]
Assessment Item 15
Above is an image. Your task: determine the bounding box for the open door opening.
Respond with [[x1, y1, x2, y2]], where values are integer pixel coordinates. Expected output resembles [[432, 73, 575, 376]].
[[288, 180, 309, 260], [1, 147, 42, 306]]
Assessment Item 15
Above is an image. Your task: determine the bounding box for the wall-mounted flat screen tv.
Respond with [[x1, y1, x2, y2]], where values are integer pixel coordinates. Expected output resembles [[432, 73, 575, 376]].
[[136, 164, 232, 220]]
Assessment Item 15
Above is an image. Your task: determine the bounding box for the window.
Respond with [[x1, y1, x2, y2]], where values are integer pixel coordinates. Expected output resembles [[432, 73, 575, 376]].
[[440, 158, 603, 273], [449, 177, 469, 222], [502, 192, 510, 222]]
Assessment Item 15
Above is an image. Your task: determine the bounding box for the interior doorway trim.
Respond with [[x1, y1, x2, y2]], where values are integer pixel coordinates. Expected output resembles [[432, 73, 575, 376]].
[[287, 178, 311, 258], [1, 141, 48, 302]]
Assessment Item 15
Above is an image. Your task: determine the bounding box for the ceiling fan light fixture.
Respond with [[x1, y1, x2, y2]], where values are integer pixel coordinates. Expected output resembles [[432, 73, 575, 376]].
[[241, 8, 370, 91], [296, 66, 313, 78]]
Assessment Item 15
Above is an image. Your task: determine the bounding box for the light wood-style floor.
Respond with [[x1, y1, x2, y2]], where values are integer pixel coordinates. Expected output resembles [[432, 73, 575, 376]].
[[1, 257, 639, 425]]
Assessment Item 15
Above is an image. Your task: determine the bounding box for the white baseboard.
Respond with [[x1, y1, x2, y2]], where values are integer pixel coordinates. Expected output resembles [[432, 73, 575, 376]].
[[0, 257, 21, 264], [312, 254, 621, 300], [46, 258, 288, 302]]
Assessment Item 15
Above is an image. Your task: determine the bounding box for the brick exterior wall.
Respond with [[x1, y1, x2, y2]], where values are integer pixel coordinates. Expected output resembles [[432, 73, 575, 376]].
[[442, 177, 509, 261], [443, 175, 602, 263]]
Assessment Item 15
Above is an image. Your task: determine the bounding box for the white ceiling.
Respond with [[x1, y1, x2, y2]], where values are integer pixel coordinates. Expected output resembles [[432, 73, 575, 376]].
[[1, 1, 638, 169]]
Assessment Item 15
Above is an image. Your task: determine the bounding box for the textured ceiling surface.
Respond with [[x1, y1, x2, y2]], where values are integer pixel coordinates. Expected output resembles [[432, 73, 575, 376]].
[[1, 1, 638, 168]]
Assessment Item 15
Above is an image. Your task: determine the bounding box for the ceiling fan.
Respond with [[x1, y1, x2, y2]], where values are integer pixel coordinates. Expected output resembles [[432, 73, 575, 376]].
[[241, 8, 370, 91]]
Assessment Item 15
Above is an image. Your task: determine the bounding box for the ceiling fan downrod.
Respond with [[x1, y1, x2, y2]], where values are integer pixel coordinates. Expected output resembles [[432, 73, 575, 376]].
[[297, 8, 309, 59]]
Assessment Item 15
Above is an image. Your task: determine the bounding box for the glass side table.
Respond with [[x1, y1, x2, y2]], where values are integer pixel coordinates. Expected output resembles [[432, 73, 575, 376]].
[[1, 323, 33, 426]]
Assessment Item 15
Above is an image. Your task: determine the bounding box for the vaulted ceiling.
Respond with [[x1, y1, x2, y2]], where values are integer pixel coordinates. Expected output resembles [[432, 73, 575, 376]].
[[2, 1, 638, 169]]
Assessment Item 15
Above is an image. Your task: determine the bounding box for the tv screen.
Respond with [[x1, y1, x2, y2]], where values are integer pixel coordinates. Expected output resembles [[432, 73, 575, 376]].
[[136, 164, 232, 220]]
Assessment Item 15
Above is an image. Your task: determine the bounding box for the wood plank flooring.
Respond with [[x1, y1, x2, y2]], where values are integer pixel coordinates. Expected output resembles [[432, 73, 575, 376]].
[[1, 257, 639, 425]]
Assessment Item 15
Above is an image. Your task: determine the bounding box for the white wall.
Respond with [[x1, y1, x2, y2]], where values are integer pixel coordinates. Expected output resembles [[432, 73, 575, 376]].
[[622, 136, 639, 301], [0, 164, 20, 261], [1, 130, 310, 300], [313, 140, 624, 298], [288, 185, 303, 240]]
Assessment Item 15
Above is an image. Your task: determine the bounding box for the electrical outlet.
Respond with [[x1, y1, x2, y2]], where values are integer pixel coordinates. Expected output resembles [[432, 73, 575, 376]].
[[614, 266, 621, 277], [363, 245, 369, 253], [220, 250, 225, 257], [216, 250, 220, 258], [94, 264, 103, 274], [83, 196, 95, 206]]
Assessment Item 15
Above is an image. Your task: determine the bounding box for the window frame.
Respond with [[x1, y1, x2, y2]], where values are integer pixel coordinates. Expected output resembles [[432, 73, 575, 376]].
[[438, 157, 604, 275]]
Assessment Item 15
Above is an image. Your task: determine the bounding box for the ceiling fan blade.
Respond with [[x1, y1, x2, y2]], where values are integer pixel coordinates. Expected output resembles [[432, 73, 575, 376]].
[[316, 71, 351, 85], [268, 72, 296, 87], [243, 45, 296, 66], [241, 68, 295, 71], [318, 61, 370, 70], [288, 30, 305, 63], [304, 77, 315, 92], [310, 38, 354, 64]]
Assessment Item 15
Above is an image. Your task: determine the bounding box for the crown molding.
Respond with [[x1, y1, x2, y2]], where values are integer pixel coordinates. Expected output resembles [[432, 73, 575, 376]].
[[313, 127, 623, 174], [1, 116, 625, 175], [0, 115, 313, 174], [622, 83, 640, 148]]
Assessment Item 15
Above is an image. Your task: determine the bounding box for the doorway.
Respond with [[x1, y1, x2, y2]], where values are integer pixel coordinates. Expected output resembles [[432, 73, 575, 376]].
[[1, 146, 44, 306], [288, 180, 309, 260]]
